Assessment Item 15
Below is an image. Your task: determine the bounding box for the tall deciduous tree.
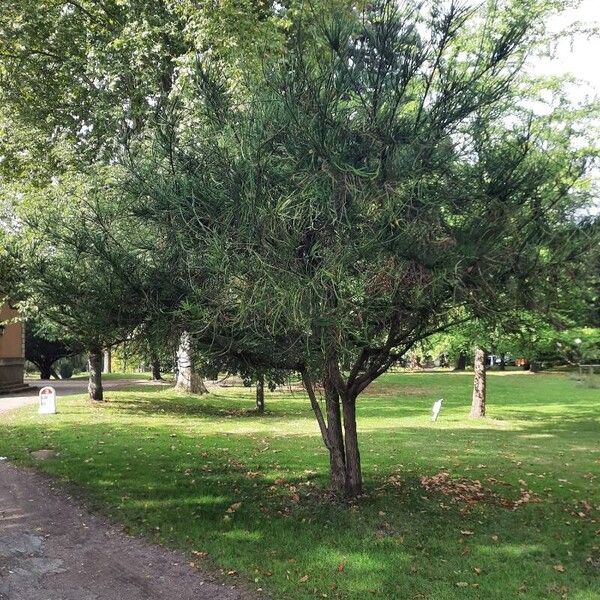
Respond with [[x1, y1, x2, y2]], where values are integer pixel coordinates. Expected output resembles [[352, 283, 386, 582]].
[[128, 1, 598, 497], [0, 0, 306, 397]]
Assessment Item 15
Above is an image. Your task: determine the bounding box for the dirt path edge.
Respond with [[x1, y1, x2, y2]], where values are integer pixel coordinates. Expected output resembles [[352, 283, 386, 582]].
[[0, 461, 255, 600]]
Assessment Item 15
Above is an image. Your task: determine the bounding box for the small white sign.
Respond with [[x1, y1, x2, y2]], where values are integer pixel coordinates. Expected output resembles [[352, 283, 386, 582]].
[[38, 386, 57, 415], [431, 398, 443, 422]]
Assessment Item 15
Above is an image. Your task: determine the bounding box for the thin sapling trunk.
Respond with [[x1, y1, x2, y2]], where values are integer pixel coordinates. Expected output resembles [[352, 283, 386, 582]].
[[103, 348, 112, 374], [256, 373, 265, 413], [151, 355, 162, 380]]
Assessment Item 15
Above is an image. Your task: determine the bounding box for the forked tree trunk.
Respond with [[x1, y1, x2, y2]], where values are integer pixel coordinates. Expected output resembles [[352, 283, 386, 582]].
[[175, 331, 207, 394], [470, 347, 486, 418], [151, 355, 162, 381], [454, 351, 467, 371], [256, 374, 265, 413], [88, 347, 104, 401], [39, 363, 54, 380], [303, 369, 363, 499], [103, 348, 112, 374]]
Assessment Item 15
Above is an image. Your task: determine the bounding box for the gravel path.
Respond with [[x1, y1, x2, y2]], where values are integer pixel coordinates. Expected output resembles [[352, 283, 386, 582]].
[[0, 460, 251, 600]]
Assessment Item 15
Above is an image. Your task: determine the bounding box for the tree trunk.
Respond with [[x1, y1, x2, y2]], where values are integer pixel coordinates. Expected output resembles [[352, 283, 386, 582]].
[[150, 355, 162, 380], [341, 393, 363, 497], [470, 347, 486, 418], [454, 351, 467, 371], [103, 348, 112, 374], [323, 376, 346, 496], [256, 374, 265, 413], [303, 366, 363, 499], [175, 331, 207, 394], [499, 353, 506, 371], [88, 348, 104, 401], [39, 363, 53, 380], [37, 361, 61, 380]]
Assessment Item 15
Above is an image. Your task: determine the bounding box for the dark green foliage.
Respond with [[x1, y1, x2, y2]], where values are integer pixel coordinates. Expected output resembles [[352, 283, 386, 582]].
[[25, 319, 82, 379], [128, 1, 598, 494], [57, 360, 74, 379], [1, 0, 597, 494]]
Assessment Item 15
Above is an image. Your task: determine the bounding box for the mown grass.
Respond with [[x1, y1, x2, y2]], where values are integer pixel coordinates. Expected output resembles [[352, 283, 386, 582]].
[[0, 372, 598, 599]]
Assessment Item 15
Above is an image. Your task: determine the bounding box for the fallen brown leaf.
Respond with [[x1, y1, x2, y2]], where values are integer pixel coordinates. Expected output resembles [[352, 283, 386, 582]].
[[226, 502, 242, 514]]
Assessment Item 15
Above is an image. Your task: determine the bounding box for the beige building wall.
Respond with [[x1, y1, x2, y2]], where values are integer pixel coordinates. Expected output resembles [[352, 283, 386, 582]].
[[0, 303, 25, 392]]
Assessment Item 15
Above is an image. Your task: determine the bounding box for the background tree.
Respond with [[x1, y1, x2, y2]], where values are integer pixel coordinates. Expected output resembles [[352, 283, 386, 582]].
[[2, 170, 156, 400], [25, 318, 82, 379], [0, 0, 308, 396], [202, 352, 290, 413], [470, 346, 487, 418]]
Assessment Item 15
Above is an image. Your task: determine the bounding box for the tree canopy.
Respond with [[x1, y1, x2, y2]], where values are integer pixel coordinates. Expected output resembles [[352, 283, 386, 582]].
[[122, 0, 599, 495]]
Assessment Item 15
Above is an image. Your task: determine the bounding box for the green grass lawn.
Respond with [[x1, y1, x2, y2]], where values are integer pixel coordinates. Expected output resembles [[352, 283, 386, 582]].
[[1, 372, 598, 599]]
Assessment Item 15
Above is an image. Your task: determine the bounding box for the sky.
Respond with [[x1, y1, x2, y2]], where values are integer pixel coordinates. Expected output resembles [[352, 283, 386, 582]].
[[536, 0, 600, 103], [535, 0, 600, 214]]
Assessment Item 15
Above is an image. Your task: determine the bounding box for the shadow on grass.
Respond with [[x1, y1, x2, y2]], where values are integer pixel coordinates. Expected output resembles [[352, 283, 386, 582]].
[[105, 388, 311, 419], [105, 381, 600, 433]]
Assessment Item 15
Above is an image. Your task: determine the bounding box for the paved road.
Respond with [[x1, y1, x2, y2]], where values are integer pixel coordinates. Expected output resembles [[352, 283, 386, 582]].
[[0, 379, 161, 413]]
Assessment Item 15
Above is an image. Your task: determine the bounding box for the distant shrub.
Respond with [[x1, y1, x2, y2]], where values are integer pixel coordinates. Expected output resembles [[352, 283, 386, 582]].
[[58, 361, 74, 379]]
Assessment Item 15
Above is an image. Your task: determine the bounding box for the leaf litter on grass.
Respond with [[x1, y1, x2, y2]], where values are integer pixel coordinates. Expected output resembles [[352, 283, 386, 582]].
[[419, 471, 541, 511]]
